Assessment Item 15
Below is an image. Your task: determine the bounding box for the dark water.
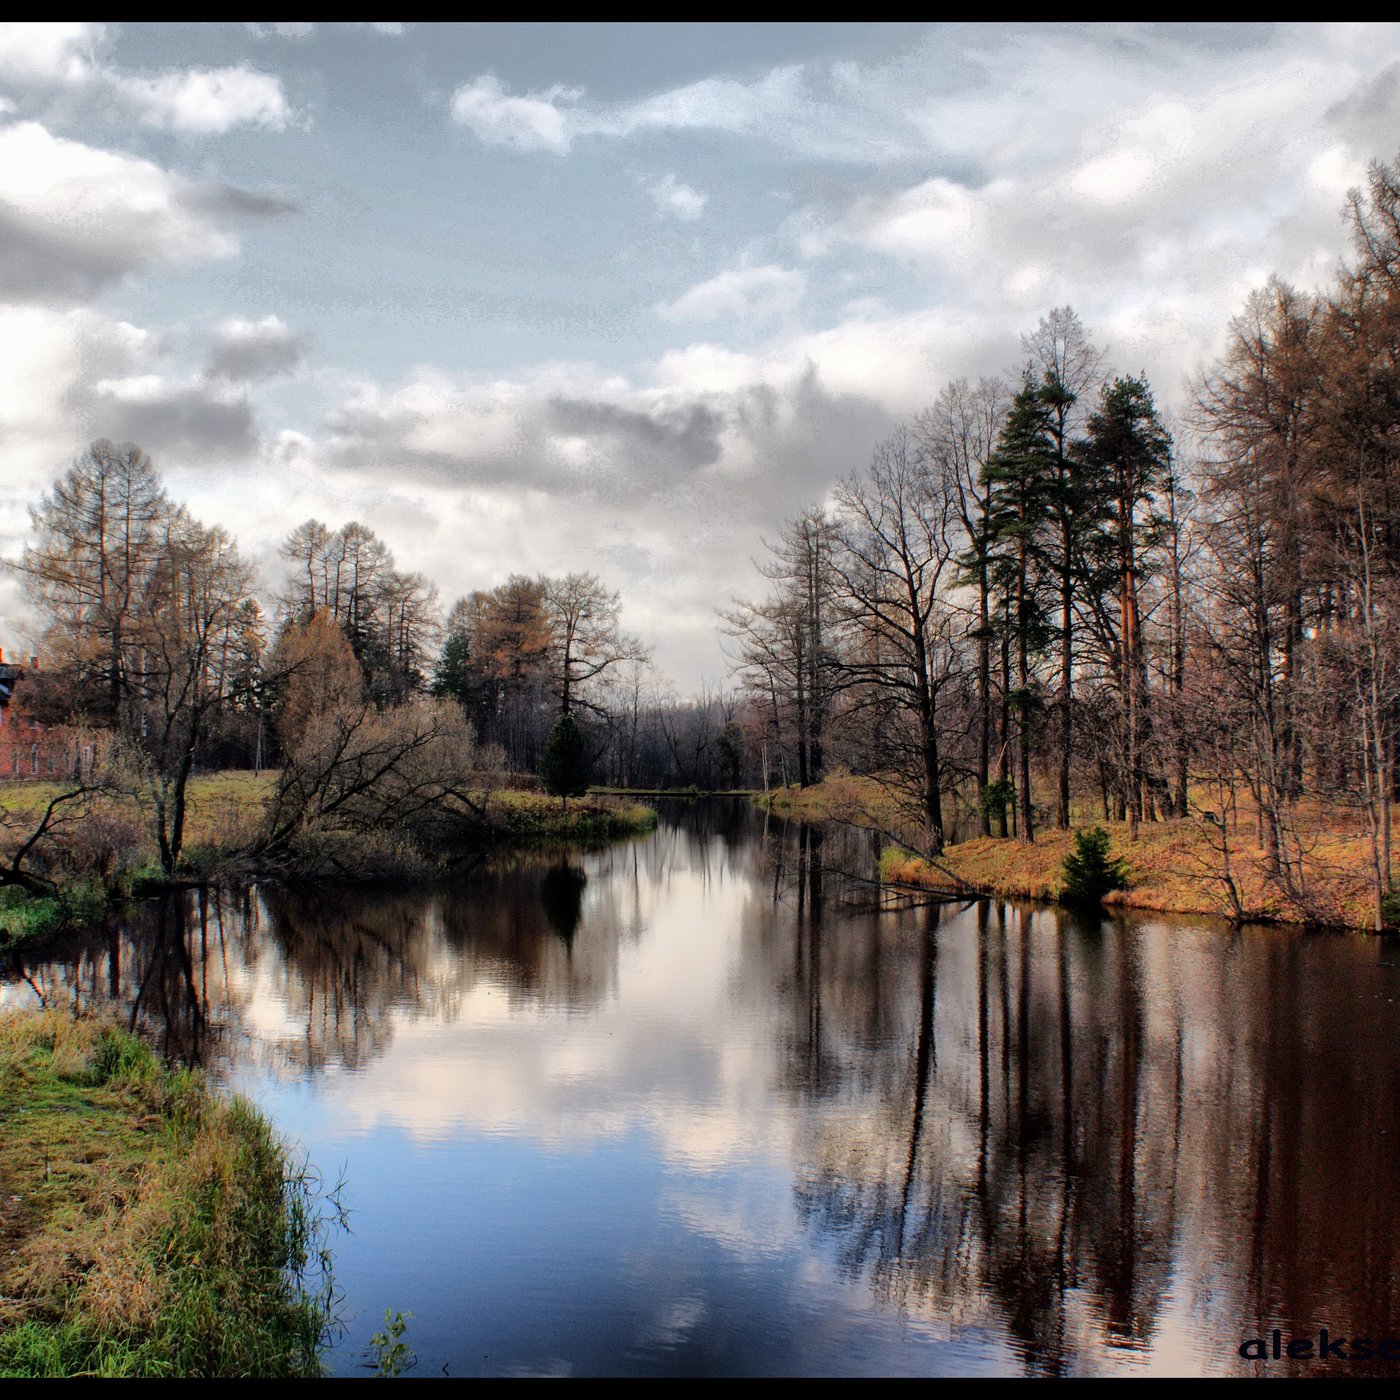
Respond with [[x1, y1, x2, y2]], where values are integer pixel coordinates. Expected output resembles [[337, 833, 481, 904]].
[[6, 799, 1400, 1377]]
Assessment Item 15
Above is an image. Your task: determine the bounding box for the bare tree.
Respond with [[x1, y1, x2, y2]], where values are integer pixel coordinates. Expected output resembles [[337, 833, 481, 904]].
[[914, 377, 1008, 832], [124, 514, 256, 872], [830, 428, 968, 855], [15, 440, 170, 723], [542, 572, 649, 718]]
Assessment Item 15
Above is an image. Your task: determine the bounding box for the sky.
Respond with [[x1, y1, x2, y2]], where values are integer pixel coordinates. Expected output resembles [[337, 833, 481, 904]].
[[2, 21, 1400, 690]]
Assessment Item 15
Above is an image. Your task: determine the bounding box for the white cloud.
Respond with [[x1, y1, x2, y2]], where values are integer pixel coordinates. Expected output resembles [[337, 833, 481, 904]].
[[0, 121, 237, 302], [0, 22, 295, 133], [774, 33, 1400, 401], [450, 73, 581, 154], [245, 22, 315, 39], [112, 66, 293, 133], [0, 21, 103, 84], [448, 65, 816, 156], [0, 303, 255, 588], [659, 264, 805, 324], [648, 173, 707, 222], [612, 65, 805, 139], [246, 22, 406, 38]]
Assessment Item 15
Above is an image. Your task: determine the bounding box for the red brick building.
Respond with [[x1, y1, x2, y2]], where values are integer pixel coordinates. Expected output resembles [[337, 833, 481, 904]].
[[0, 647, 70, 781]]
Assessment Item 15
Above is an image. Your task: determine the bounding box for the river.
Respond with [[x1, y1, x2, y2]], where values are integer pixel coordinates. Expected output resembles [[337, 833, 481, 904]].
[[5, 797, 1399, 1376]]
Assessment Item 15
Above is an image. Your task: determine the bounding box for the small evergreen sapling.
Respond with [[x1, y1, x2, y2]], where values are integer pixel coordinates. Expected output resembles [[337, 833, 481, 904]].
[[1061, 825, 1128, 905]]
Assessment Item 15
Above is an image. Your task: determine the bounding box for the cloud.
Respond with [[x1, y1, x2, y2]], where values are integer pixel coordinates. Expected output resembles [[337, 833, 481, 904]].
[[0, 21, 104, 84], [449, 66, 812, 157], [546, 397, 724, 473], [0, 121, 238, 304], [439, 25, 1399, 191], [183, 182, 300, 218], [245, 22, 315, 39], [773, 30, 1400, 398], [111, 66, 293, 133], [647, 173, 707, 222], [87, 373, 258, 461], [450, 73, 581, 154], [206, 315, 304, 381], [659, 265, 806, 324], [246, 22, 405, 38], [0, 21, 295, 133], [0, 305, 260, 534], [268, 342, 908, 687]]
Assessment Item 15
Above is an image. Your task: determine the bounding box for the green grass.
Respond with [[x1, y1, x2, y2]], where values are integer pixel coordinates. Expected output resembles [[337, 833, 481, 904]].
[[0, 882, 109, 947], [0, 1011, 338, 1377]]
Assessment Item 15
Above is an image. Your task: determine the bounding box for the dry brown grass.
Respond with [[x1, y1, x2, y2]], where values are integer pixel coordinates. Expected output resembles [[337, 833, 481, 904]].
[[776, 775, 1396, 929], [887, 814, 1389, 928], [0, 1009, 331, 1376]]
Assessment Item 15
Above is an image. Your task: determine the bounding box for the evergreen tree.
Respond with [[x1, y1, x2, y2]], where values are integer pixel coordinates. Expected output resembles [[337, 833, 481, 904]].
[[978, 377, 1059, 842], [539, 713, 591, 805], [1061, 825, 1129, 904], [1081, 375, 1175, 833], [430, 630, 474, 709]]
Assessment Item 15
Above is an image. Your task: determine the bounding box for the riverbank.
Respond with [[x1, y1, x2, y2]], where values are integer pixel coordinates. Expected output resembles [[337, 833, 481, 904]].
[[0, 1010, 334, 1377], [0, 774, 657, 947], [761, 776, 1396, 930]]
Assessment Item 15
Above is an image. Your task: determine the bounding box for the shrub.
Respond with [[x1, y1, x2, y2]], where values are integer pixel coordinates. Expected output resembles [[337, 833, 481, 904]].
[[978, 777, 1014, 825], [1382, 888, 1400, 931], [1061, 825, 1129, 905]]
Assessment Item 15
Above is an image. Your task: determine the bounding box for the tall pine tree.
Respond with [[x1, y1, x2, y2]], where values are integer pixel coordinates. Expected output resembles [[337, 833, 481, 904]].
[[1081, 374, 1174, 836], [978, 377, 1059, 843]]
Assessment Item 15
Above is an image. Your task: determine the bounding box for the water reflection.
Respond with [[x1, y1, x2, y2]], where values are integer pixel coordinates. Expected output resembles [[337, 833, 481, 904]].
[[4, 799, 1399, 1376], [540, 865, 587, 944]]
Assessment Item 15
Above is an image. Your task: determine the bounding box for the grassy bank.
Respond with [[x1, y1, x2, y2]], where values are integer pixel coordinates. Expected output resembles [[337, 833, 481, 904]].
[[0, 1011, 335, 1377], [0, 774, 657, 944], [763, 776, 1397, 930], [0, 882, 108, 946], [590, 787, 758, 798], [490, 791, 658, 842]]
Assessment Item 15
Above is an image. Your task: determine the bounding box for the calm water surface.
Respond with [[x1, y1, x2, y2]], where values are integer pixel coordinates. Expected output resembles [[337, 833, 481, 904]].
[[6, 799, 1400, 1376]]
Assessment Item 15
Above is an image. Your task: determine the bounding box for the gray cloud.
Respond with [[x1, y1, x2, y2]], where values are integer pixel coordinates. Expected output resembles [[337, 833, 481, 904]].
[[183, 182, 301, 219], [546, 398, 724, 474], [79, 384, 259, 464], [0, 204, 152, 304], [205, 316, 304, 382], [1327, 61, 1400, 155]]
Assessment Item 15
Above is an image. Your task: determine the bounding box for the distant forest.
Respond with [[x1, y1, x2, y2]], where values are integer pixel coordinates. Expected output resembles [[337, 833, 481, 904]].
[[6, 154, 1400, 915]]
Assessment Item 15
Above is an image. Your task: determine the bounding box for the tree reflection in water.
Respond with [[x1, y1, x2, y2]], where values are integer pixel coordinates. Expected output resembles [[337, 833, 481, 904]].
[[540, 865, 587, 945]]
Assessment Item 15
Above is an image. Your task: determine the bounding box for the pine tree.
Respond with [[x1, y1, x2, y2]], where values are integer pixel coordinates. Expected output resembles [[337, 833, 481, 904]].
[[1061, 825, 1129, 904], [539, 713, 590, 807], [430, 630, 474, 709], [979, 377, 1058, 843], [1081, 374, 1174, 835]]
